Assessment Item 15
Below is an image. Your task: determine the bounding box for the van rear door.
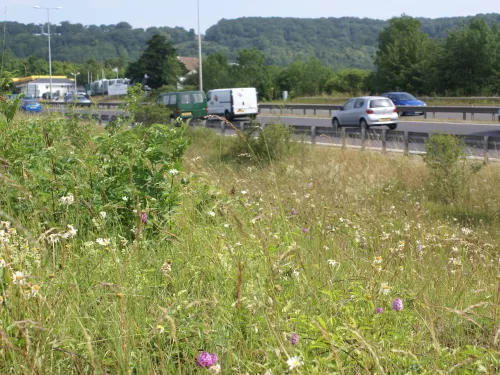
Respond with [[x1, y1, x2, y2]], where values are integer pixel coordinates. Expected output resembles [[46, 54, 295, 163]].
[[231, 88, 258, 116]]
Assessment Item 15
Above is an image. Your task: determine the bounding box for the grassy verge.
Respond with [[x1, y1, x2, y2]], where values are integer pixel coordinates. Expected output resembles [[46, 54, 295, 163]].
[[1, 115, 499, 373]]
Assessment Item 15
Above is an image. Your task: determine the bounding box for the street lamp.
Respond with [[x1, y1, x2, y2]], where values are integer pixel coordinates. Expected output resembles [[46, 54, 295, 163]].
[[197, 0, 203, 91], [33, 6, 62, 101], [71, 72, 80, 93]]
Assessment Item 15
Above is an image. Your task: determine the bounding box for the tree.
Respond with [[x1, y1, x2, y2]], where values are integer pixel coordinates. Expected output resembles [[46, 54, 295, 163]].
[[373, 15, 434, 93], [436, 18, 500, 95], [125, 34, 183, 89]]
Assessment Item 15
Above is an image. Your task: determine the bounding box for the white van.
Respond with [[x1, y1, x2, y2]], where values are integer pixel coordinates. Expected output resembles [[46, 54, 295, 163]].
[[207, 88, 258, 120]]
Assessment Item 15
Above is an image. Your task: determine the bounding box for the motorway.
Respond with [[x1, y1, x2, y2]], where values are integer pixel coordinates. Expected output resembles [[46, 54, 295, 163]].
[[48, 107, 500, 136], [257, 114, 500, 137]]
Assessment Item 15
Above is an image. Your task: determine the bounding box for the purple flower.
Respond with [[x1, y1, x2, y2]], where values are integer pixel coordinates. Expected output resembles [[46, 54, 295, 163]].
[[392, 298, 403, 311], [376, 307, 384, 314], [290, 332, 299, 345], [302, 227, 308, 233], [140, 211, 147, 224], [196, 352, 218, 368], [291, 208, 297, 215]]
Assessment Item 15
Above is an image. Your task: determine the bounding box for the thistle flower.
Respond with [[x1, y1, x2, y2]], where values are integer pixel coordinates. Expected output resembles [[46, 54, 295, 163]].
[[140, 211, 147, 224], [290, 332, 299, 345], [286, 356, 303, 371], [196, 352, 218, 368], [376, 307, 384, 314], [392, 298, 403, 311]]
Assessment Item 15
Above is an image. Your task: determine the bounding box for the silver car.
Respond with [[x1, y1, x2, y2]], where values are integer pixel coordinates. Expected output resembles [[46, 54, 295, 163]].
[[332, 96, 398, 130]]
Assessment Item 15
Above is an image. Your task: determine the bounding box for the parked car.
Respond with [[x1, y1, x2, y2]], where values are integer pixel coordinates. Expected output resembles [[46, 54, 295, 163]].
[[64, 94, 92, 107], [156, 91, 207, 122], [381, 92, 426, 116], [332, 96, 398, 130], [207, 88, 258, 120], [20, 99, 43, 113]]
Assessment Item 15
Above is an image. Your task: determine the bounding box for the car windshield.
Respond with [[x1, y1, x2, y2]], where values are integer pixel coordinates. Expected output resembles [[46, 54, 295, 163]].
[[77, 96, 87, 100], [26, 100, 38, 105], [395, 93, 417, 101], [370, 99, 394, 108]]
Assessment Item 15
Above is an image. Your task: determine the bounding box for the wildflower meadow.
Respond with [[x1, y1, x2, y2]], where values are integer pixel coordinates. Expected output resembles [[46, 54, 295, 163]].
[[1, 96, 500, 374]]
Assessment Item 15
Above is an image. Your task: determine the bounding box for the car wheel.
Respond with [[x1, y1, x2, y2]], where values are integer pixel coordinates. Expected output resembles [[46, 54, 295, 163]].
[[224, 110, 233, 121], [388, 124, 397, 130], [359, 118, 368, 130], [332, 117, 340, 130]]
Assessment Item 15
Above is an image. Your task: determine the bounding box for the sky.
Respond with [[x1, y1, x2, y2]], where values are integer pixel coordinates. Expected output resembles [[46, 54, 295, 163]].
[[4, 0, 500, 33]]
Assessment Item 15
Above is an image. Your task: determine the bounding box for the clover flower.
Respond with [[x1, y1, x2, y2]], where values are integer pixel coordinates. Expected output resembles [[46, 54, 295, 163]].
[[392, 298, 403, 311], [196, 352, 218, 368]]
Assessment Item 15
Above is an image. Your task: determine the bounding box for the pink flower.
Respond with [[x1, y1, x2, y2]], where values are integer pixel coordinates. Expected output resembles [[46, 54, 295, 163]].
[[291, 208, 297, 215], [196, 352, 218, 368], [376, 307, 384, 314], [392, 298, 403, 311], [140, 211, 147, 224], [302, 227, 308, 233], [290, 332, 299, 345]]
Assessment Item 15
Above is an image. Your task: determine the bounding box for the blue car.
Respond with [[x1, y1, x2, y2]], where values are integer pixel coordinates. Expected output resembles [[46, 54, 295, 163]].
[[381, 92, 426, 116], [20, 99, 43, 113]]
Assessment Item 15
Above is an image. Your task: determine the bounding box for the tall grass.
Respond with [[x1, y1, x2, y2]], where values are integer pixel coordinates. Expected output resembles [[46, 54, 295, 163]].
[[0, 113, 499, 374]]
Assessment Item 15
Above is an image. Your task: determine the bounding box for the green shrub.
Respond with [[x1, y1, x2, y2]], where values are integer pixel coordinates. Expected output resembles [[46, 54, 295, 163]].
[[423, 133, 481, 203], [225, 122, 296, 163], [133, 103, 172, 125]]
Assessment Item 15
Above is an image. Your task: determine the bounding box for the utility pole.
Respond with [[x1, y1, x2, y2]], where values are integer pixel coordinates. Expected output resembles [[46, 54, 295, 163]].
[[197, 0, 203, 91], [33, 6, 62, 101]]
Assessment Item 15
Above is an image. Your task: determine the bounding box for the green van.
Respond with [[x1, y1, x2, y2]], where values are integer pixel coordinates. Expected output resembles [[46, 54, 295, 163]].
[[156, 91, 208, 121]]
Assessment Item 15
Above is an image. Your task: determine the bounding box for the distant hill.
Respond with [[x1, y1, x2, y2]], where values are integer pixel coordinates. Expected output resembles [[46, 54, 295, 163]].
[[4, 14, 500, 70]]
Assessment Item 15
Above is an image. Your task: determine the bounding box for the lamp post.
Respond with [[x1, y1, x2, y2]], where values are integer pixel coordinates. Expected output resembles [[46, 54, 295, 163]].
[[71, 72, 80, 93], [197, 0, 203, 91], [34, 6, 62, 101]]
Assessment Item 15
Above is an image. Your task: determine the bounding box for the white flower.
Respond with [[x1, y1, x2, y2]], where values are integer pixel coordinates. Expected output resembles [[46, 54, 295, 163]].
[[380, 282, 391, 295], [373, 256, 383, 265], [96, 238, 110, 246], [241, 190, 248, 195], [208, 211, 216, 217], [287, 356, 303, 371], [99, 211, 107, 219], [31, 284, 41, 297], [208, 364, 221, 374], [12, 271, 25, 285], [62, 224, 77, 239], [60, 193, 74, 205], [292, 270, 300, 278], [223, 224, 229, 228], [323, 245, 330, 250], [48, 234, 60, 244], [0, 257, 6, 268], [327, 259, 339, 268], [169, 169, 179, 176], [122, 196, 128, 202], [156, 324, 165, 334]]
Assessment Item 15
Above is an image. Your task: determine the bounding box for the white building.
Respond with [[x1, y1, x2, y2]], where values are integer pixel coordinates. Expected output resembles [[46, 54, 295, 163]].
[[13, 76, 75, 99]]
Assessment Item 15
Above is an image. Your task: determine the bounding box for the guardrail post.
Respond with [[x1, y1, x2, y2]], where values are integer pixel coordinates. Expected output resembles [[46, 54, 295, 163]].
[[220, 121, 226, 135], [381, 129, 387, 153], [404, 131, 409, 156], [484, 135, 489, 163], [240, 122, 246, 131], [311, 126, 316, 144], [424, 111, 427, 119], [329, 109, 332, 116], [471, 112, 474, 121], [313, 109, 317, 116], [361, 126, 366, 150], [303, 108, 306, 115], [341, 127, 347, 149], [463, 112, 466, 121]]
